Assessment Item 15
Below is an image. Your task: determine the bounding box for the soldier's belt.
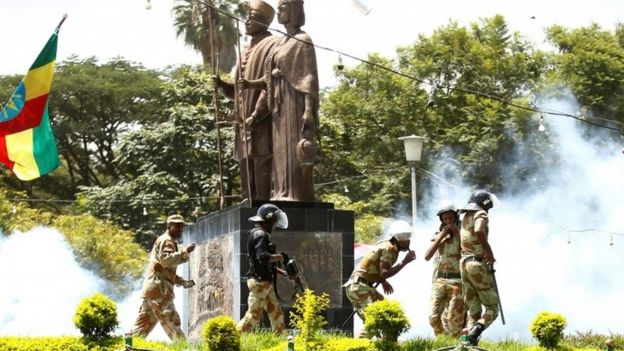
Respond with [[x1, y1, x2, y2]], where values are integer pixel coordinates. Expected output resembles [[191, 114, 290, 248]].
[[355, 276, 373, 287], [463, 256, 483, 263], [436, 272, 461, 279]]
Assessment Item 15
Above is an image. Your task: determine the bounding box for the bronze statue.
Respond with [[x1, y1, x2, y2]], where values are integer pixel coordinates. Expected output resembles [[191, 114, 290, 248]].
[[241, 0, 319, 202], [213, 0, 277, 201]]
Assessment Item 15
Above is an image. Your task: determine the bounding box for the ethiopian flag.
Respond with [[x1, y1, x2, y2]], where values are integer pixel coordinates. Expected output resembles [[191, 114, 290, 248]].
[[0, 20, 64, 181]]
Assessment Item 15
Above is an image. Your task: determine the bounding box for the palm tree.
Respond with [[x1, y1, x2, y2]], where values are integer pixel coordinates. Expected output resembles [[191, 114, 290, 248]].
[[173, 0, 246, 73]]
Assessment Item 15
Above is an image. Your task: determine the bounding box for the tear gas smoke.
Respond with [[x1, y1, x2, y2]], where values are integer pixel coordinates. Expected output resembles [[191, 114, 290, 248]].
[[0, 227, 180, 341], [356, 95, 624, 340]]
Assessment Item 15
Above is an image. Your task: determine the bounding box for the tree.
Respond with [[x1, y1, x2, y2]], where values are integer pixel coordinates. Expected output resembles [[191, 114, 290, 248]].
[[50, 56, 165, 190], [318, 16, 550, 228], [546, 23, 624, 127], [173, 0, 246, 73], [79, 67, 238, 247]]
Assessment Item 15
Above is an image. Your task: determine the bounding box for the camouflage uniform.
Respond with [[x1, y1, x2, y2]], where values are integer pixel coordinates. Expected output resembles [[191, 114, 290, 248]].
[[460, 210, 499, 329], [344, 240, 398, 336], [238, 227, 285, 334], [429, 233, 465, 337], [128, 231, 191, 340]]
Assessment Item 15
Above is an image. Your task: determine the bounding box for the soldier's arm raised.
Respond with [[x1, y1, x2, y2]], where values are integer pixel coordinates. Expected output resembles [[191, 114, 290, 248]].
[[424, 230, 448, 261]]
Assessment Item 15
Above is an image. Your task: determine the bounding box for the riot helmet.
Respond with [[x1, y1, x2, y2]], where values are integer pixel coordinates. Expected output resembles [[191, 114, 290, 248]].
[[387, 220, 412, 242], [436, 201, 458, 221], [249, 203, 289, 229], [460, 190, 497, 212]]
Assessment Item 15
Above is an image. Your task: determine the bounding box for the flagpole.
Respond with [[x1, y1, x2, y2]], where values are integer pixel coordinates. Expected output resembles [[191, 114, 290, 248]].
[[56, 14, 68, 33], [207, 3, 226, 210]]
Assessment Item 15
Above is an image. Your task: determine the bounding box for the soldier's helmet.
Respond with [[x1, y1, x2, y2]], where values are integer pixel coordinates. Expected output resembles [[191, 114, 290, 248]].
[[461, 190, 497, 212], [387, 220, 412, 241], [249, 203, 289, 229], [436, 201, 457, 219]]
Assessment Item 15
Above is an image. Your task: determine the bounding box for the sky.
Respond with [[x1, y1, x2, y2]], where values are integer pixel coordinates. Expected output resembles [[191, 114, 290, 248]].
[[1, 0, 624, 88]]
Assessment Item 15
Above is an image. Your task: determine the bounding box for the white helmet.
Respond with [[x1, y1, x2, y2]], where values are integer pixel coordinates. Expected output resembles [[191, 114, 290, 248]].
[[388, 220, 412, 241]]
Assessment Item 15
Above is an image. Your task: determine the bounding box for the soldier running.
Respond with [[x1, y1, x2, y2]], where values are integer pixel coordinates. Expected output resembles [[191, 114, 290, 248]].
[[424, 202, 465, 337], [127, 214, 197, 340], [343, 220, 416, 338], [459, 190, 499, 346]]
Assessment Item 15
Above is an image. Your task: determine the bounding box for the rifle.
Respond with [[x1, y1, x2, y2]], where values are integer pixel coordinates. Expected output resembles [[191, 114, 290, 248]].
[[488, 264, 505, 325]]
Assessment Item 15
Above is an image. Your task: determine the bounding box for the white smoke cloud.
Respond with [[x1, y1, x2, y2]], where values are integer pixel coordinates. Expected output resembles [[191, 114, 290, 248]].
[[355, 95, 624, 341], [0, 227, 182, 342]]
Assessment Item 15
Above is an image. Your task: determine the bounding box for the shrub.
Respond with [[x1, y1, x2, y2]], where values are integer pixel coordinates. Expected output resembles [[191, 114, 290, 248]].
[[290, 289, 331, 351], [73, 293, 118, 339], [324, 337, 375, 351], [530, 311, 567, 349], [363, 299, 410, 342], [201, 315, 240, 351]]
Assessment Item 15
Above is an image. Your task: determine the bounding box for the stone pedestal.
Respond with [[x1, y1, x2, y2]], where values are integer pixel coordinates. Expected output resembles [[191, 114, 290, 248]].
[[182, 201, 354, 338]]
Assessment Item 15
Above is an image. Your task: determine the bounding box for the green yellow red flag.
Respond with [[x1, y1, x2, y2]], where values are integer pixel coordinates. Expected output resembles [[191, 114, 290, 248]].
[[0, 17, 65, 180]]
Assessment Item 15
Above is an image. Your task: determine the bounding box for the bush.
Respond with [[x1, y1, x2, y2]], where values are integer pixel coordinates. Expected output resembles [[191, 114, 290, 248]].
[[73, 293, 118, 339], [324, 337, 375, 351], [290, 289, 331, 351], [530, 311, 567, 349], [0, 336, 172, 351], [201, 315, 240, 351], [363, 299, 410, 342]]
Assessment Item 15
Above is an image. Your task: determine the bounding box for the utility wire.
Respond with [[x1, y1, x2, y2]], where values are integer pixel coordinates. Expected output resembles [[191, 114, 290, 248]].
[[199, 0, 624, 133]]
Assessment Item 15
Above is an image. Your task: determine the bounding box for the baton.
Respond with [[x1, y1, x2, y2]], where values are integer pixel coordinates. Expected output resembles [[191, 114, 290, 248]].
[[489, 264, 505, 325], [342, 282, 380, 329]]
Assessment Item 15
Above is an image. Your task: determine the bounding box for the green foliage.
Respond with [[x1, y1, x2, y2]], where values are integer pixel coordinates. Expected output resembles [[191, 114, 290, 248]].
[[566, 330, 623, 350], [363, 299, 410, 343], [201, 315, 241, 351], [0, 189, 146, 297], [73, 293, 118, 339], [52, 214, 147, 297], [0, 336, 173, 351], [172, 0, 246, 73], [1, 332, 620, 351], [78, 66, 238, 247], [319, 15, 550, 225], [290, 289, 331, 351], [546, 24, 624, 125], [321, 193, 385, 243], [240, 331, 283, 351], [324, 337, 375, 351], [530, 311, 567, 349]]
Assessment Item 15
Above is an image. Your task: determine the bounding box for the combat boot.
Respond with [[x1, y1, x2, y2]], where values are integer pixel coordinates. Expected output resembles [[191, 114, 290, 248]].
[[466, 323, 485, 346]]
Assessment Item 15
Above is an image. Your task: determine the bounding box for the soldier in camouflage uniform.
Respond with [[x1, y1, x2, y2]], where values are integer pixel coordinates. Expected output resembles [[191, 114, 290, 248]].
[[127, 214, 197, 340], [238, 204, 289, 334], [344, 220, 416, 338], [459, 190, 499, 346], [424, 202, 465, 337]]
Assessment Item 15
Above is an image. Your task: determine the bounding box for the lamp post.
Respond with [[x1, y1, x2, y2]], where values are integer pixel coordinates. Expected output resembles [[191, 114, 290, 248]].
[[398, 135, 425, 234]]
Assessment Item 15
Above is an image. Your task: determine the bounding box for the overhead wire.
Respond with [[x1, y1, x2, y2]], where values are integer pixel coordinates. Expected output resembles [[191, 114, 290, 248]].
[[198, 0, 624, 133]]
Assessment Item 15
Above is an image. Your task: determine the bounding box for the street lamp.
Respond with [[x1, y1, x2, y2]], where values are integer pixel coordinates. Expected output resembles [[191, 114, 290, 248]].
[[398, 135, 425, 234]]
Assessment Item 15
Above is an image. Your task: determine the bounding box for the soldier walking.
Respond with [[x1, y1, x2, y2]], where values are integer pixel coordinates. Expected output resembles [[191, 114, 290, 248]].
[[343, 220, 416, 338], [238, 203, 289, 334], [424, 202, 465, 337], [459, 190, 499, 345], [127, 215, 197, 340]]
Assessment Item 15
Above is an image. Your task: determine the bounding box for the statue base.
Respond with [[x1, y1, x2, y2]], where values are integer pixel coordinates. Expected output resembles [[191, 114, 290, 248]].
[[182, 201, 355, 338]]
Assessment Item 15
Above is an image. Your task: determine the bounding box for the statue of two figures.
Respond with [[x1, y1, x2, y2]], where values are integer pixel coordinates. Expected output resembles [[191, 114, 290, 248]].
[[215, 0, 319, 203]]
